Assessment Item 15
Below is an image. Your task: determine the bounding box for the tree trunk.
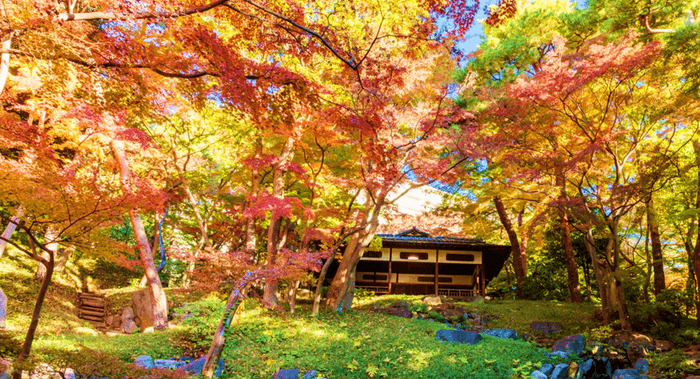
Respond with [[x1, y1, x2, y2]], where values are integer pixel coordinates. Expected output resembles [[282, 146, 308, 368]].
[[560, 215, 582, 303], [54, 246, 73, 273], [325, 191, 386, 311], [12, 249, 54, 379], [646, 196, 666, 295], [35, 227, 58, 282], [111, 139, 168, 330], [584, 230, 610, 324], [0, 207, 23, 259], [202, 274, 251, 378], [262, 136, 295, 309], [312, 253, 336, 317], [493, 196, 526, 296], [287, 280, 299, 313], [244, 139, 262, 259]]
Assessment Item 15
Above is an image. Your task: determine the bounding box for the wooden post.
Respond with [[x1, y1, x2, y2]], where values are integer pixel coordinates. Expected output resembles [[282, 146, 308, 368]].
[[480, 264, 486, 297], [434, 249, 439, 295], [388, 248, 393, 294]]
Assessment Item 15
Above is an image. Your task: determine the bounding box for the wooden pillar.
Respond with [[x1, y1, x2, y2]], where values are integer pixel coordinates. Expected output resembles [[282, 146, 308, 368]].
[[434, 249, 439, 295], [388, 248, 393, 294], [480, 264, 486, 297]]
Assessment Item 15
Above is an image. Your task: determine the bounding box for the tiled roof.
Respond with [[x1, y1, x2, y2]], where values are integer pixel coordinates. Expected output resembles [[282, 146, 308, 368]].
[[378, 227, 484, 244]]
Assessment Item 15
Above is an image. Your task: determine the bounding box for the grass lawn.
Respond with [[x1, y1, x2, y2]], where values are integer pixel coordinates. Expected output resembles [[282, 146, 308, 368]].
[[18, 295, 570, 379]]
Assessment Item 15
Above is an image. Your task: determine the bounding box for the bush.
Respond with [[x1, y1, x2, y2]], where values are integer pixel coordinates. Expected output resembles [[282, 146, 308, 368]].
[[172, 295, 226, 355], [353, 287, 375, 301], [37, 346, 188, 379], [648, 350, 695, 379]]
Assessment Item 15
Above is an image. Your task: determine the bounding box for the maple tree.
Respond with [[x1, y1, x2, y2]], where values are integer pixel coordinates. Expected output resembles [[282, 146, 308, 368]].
[[455, 0, 700, 329]]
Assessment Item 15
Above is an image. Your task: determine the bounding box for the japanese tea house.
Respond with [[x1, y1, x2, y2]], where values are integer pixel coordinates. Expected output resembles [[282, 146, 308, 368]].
[[355, 227, 511, 298]]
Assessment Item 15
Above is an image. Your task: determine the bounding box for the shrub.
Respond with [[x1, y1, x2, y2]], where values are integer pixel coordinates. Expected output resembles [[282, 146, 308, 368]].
[[354, 287, 375, 301], [648, 350, 695, 379], [172, 295, 226, 355]]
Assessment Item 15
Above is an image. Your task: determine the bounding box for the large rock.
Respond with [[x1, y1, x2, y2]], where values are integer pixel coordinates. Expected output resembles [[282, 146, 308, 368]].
[[550, 363, 570, 379], [422, 295, 442, 307], [539, 363, 554, 376], [552, 334, 586, 356], [272, 369, 300, 379], [0, 287, 6, 329], [181, 356, 225, 377], [612, 368, 644, 379], [134, 355, 155, 369], [0, 358, 10, 379], [530, 321, 562, 335], [436, 329, 482, 345], [132, 288, 155, 331], [481, 328, 518, 340], [576, 358, 595, 379], [627, 342, 649, 364], [530, 371, 547, 379], [634, 358, 649, 373], [121, 319, 137, 334], [154, 359, 187, 369]]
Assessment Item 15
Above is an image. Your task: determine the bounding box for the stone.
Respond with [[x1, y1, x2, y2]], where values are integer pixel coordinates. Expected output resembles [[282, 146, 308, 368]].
[[121, 319, 137, 334], [121, 306, 134, 320], [132, 288, 155, 331], [154, 359, 187, 369], [180, 356, 225, 377], [627, 342, 649, 364], [0, 358, 9, 379], [302, 370, 316, 379], [576, 359, 595, 379], [134, 355, 155, 369], [530, 321, 562, 335], [422, 295, 442, 306], [550, 363, 570, 379], [143, 326, 155, 333], [548, 351, 570, 359], [0, 287, 6, 329], [436, 329, 482, 345], [612, 368, 643, 379], [481, 328, 519, 340], [64, 368, 76, 379], [539, 363, 554, 376], [272, 369, 300, 379], [104, 315, 114, 326], [655, 339, 674, 352], [552, 334, 586, 356], [530, 370, 548, 379], [634, 358, 649, 373]]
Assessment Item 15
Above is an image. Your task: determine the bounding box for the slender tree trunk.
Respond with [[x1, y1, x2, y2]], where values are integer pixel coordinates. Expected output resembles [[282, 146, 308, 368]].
[[111, 139, 168, 330], [35, 227, 58, 282], [202, 274, 252, 378], [243, 139, 262, 258], [12, 250, 54, 379], [643, 224, 651, 303], [54, 246, 73, 273], [685, 220, 697, 315], [262, 136, 295, 309], [287, 280, 299, 313], [584, 230, 610, 324], [560, 215, 582, 302], [312, 254, 336, 317], [609, 228, 632, 330], [646, 196, 666, 295], [493, 196, 526, 297], [0, 207, 23, 259], [692, 140, 700, 326]]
